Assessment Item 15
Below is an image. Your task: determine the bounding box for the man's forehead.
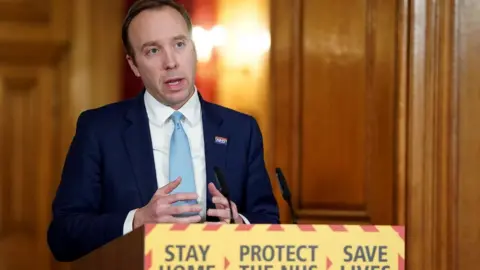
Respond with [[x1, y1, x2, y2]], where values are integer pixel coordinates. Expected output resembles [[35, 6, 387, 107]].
[[129, 9, 189, 43]]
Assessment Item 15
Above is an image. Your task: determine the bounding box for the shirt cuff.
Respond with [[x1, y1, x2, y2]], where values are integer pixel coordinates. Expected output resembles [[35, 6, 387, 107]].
[[123, 209, 138, 235], [239, 213, 250, 224]]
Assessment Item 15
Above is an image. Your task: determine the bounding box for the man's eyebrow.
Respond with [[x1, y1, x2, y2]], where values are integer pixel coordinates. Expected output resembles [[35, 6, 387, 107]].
[[140, 41, 160, 50], [173, 34, 188, 41], [140, 35, 189, 50]]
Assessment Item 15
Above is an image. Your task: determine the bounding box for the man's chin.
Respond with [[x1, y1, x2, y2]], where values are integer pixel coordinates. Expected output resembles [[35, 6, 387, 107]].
[[165, 91, 192, 109]]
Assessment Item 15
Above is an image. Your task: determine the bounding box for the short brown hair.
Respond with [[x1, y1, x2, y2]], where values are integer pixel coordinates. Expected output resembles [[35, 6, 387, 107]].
[[122, 0, 193, 57]]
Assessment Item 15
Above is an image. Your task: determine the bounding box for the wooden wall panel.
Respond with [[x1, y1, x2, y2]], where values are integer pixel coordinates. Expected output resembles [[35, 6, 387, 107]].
[[0, 0, 50, 23], [456, 0, 480, 268], [405, 0, 480, 269], [0, 68, 55, 270], [0, 1, 66, 268], [301, 0, 368, 211], [405, 0, 458, 268], [0, 1, 124, 269], [272, 0, 480, 268], [271, 0, 399, 225]]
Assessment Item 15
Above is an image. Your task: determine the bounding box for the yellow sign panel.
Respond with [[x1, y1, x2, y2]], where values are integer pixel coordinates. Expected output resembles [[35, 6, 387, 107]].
[[144, 224, 404, 270]]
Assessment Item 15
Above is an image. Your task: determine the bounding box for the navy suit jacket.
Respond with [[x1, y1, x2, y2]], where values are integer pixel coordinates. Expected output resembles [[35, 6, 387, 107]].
[[47, 91, 279, 262]]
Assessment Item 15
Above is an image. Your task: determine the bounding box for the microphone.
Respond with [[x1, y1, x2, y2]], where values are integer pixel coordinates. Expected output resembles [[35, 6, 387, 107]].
[[213, 166, 235, 224], [275, 168, 298, 224]]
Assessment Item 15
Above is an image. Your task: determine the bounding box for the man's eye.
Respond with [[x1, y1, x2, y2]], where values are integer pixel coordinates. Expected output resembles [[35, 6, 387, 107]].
[[176, 42, 185, 48], [149, 48, 159, 54]]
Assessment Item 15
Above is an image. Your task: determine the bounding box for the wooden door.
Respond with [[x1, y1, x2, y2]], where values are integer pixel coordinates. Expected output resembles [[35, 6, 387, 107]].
[[271, 0, 401, 225], [0, 1, 123, 269], [406, 0, 480, 269], [0, 1, 69, 269], [271, 0, 480, 269]]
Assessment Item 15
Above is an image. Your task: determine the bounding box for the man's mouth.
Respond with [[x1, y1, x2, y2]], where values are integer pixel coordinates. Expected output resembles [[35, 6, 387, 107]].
[[165, 78, 183, 86]]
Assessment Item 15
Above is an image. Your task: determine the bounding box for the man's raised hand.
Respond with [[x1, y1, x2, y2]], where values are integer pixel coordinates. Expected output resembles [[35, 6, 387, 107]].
[[133, 177, 202, 229]]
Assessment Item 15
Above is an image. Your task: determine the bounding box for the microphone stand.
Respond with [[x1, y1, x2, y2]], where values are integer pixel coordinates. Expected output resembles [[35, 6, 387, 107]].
[[275, 168, 298, 224], [213, 167, 235, 224]]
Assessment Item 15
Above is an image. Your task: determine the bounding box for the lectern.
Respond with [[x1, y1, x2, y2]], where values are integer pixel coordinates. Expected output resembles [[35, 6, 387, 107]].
[[71, 225, 148, 270], [71, 224, 405, 270]]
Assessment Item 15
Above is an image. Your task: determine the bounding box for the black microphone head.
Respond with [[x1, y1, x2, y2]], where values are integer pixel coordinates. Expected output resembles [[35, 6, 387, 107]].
[[275, 167, 297, 224], [213, 166, 235, 224], [213, 166, 229, 196], [275, 168, 291, 201], [212, 167, 222, 191]]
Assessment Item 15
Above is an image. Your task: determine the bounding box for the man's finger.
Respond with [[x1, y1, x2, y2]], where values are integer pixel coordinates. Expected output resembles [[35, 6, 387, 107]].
[[207, 208, 232, 219], [208, 183, 223, 197], [212, 196, 229, 207], [209, 183, 226, 209], [165, 192, 199, 204], [156, 177, 182, 196], [167, 204, 202, 215], [171, 215, 202, 224]]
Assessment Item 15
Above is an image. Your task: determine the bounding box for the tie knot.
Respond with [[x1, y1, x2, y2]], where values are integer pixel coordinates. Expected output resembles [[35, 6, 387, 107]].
[[171, 111, 184, 124]]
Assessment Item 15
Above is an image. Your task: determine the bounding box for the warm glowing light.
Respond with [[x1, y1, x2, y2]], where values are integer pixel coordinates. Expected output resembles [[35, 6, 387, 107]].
[[192, 26, 214, 62], [226, 26, 270, 65], [192, 24, 270, 64], [211, 25, 228, 47]]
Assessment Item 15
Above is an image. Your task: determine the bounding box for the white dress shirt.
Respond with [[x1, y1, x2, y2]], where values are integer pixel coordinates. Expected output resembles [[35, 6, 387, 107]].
[[123, 88, 248, 234]]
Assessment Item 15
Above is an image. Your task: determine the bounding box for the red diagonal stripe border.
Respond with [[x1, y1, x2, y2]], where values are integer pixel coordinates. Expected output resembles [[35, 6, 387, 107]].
[[398, 255, 405, 270], [145, 224, 156, 236], [298, 224, 316, 231], [267, 224, 284, 231], [393, 226, 405, 241], [329, 225, 348, 232], [361, 225, 379, 232], [144, 250, 152, 270], [170, 224, 189, 231], [203, 224, 223, 231], [235, 224, 254, 231]]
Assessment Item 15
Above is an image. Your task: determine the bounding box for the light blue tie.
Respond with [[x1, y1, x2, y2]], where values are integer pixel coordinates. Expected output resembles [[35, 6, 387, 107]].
[[169, 111, 197, 212]]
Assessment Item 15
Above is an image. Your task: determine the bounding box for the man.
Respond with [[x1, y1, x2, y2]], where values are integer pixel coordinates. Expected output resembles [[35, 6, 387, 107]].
[[47, 0, 279, 262]]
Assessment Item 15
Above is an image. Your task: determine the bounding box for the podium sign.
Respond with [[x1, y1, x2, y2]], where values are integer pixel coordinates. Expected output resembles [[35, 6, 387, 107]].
[[144, 224, 404, 270]]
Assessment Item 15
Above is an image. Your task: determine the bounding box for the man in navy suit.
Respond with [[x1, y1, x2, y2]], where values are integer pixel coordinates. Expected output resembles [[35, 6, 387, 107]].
[[47, 0, 279, 262]]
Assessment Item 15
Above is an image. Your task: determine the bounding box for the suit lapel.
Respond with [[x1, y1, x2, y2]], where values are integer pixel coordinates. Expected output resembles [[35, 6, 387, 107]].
[[123, 92, 158, 205], [200, 97, 228, 209]]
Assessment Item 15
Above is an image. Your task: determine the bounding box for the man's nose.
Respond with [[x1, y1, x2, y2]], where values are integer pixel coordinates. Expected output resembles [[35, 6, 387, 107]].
[[163, 49, 178, 70]]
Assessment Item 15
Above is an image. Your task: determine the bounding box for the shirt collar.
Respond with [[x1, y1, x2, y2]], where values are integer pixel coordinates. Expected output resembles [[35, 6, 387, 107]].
[[144, 87, 202, 127]]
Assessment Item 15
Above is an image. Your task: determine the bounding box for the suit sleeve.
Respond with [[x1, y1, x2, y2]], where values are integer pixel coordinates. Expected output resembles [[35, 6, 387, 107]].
[[47, 111, 130, 262], [241, 117, 280, 224]]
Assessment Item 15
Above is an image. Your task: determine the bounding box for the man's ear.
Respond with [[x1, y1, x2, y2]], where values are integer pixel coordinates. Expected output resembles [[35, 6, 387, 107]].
[[126, 54, 141, 77]]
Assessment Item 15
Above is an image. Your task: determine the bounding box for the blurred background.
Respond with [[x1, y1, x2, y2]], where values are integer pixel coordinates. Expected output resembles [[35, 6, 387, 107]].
[[0, 0, 479, 269]]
